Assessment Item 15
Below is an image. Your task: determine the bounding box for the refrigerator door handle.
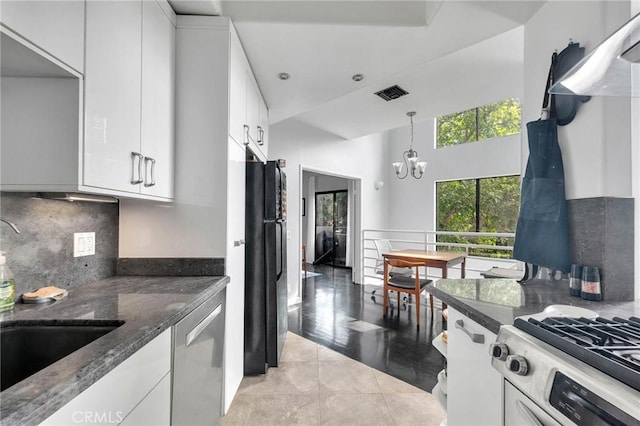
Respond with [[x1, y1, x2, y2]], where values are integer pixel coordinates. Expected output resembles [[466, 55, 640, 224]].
[[276, 163, 285, 220], [276, 221, 284, 281]]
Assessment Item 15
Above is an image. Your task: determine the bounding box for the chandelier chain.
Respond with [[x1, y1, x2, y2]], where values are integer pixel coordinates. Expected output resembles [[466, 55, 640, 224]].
[[409, 113, 414, 151], [393, 111, 425, 180], [409, 116, 413, 151]]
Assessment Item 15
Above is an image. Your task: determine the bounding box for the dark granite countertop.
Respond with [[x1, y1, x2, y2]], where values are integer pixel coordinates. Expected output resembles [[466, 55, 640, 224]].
[[0, 275, 229, 426], [427, 278, 640, 334]]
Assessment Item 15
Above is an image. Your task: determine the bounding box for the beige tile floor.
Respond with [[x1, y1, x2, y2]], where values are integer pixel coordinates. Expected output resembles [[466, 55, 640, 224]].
[[221, 332, 447, 426]]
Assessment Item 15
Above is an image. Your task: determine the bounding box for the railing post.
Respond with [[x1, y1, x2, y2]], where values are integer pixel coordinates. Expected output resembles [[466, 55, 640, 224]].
[[361, 228, 365, 285]]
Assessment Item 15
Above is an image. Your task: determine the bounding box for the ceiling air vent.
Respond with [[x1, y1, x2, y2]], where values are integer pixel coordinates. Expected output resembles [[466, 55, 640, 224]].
[[374, 85, 409, 101]]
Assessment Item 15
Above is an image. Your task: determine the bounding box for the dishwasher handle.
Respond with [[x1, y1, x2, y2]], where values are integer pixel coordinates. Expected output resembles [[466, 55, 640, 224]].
[[455, 319, 485, 344], [186, 304, 223, 347]]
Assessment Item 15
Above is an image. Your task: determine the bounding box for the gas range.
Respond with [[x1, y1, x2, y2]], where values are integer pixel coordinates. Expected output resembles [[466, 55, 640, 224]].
[[491, 316, 640, 425]]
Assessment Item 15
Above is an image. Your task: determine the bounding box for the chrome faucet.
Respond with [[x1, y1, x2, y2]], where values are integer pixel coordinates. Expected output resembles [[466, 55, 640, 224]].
[[0, 217, 20, 234]]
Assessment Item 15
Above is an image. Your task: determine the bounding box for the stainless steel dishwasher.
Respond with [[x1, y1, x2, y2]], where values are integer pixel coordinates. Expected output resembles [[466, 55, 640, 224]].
[[172, 288, 226, 425]]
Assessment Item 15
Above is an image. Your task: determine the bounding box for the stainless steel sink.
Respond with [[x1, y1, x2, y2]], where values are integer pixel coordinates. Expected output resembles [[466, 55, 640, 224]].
[[0, 320, 124, 391]]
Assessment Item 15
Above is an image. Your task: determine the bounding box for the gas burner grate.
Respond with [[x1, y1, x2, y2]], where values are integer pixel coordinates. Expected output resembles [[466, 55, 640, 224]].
[[514, 316, 640, 392]]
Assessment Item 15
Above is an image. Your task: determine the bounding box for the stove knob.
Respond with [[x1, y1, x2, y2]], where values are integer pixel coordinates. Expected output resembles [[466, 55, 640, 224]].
[[489, 343, 509, 361], [506, 355, 528, 376]]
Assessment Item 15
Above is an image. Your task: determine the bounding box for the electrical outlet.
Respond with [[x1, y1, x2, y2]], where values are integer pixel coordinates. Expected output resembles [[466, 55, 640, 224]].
[[74, 232, 96, 257]]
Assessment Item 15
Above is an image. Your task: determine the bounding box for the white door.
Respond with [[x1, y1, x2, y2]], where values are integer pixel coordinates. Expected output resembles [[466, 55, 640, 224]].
[[84, 0, 142, 193], [447, 307, 502, 426], [228, 29, 246, 147], [141, 0, 175, 199], [257, 96, 269, 157]]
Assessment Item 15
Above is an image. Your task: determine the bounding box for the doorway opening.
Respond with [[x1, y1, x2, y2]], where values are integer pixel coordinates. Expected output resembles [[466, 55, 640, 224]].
[[314, 190, 348, 267], [300, 170, 360, 284]]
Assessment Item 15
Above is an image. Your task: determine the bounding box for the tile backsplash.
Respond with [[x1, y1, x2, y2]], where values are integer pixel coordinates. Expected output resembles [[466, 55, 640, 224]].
[[0, 192, 118, 297], [568, 197, 634, 301]]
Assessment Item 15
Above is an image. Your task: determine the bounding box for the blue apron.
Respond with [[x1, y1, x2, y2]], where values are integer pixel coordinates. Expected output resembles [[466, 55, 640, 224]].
[[513, 50, 573, 274], [512, 119, 571, 273]]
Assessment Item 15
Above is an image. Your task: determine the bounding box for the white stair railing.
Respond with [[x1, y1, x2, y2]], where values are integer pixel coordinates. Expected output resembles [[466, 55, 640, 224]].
[[362, 228, 519, 286]]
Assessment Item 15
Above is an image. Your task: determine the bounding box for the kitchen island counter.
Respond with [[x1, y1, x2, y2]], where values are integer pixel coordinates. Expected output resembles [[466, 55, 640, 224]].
[[428, 278, 640, 334], [0, 274, 229, 425]]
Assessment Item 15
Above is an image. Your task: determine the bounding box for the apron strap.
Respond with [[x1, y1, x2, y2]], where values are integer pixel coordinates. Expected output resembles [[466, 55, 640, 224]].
[[541, 52, 557, 119]]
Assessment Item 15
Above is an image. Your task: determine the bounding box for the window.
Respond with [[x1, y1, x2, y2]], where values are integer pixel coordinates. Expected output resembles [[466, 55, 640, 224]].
[[436, 175, 520, 258], [436, 98, 521, 148]]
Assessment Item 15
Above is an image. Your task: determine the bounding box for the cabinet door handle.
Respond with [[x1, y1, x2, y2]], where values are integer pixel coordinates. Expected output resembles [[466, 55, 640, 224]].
[[455, 319, 485, 344], [243, 124, 250, 146], [186, 304, 223, 347], [131, 152, 144, 184], [144, 156, 156, 187], [257, 126, 264, 145]]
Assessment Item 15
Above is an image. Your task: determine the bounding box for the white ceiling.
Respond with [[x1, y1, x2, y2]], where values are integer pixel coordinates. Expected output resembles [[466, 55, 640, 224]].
[[168, 0, 545, 139]]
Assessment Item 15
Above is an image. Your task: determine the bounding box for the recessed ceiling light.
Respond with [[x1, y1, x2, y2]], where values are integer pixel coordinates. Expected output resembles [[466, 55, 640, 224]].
[[352, 74, 364, 82], [278, 72, 290, 80]]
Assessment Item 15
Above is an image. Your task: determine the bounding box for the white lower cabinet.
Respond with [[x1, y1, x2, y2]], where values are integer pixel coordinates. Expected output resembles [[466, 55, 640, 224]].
[[40, 329, 171, 426], [120, 372, 171, 426], [447, 307, 502, 426]]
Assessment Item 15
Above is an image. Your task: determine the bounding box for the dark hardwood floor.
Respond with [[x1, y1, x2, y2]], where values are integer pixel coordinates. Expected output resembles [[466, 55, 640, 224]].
[[288, 263, 446, 392]]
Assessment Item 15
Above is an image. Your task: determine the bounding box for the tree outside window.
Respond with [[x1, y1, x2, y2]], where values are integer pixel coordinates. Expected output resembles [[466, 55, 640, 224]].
[[436, 176, 520, 258], [434, 98, 521, 257], [436, 98, 521, 148]]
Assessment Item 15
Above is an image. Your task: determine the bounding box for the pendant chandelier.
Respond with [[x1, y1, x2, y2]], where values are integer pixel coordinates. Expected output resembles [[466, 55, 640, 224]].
[[393, 111, 427, 179]]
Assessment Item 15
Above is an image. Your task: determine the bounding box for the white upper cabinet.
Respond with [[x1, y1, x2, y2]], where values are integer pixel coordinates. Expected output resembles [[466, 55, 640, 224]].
[[84, 0, 142, 194], [0, 0, 176, 200], [84, 0, 175, 200], [245, 72, 260, 146], [0, 0, 85, 74], [227, 25, 268, 160], [228, 29, 247, 148], [140, 0, 175, 199], [258, 94, 269, 155]]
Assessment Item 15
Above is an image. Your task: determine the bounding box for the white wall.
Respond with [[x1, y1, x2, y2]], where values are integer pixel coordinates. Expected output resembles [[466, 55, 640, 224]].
[[387, 121, 521, 232], [386, 28, 524, 232], [268, 119, 389, 300], [305, 172, 350, 193], [524, 1, 632, 200]]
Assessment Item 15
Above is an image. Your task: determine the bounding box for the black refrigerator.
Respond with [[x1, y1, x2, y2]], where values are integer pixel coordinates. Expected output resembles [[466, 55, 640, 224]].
[[244, 160, 288, 375]]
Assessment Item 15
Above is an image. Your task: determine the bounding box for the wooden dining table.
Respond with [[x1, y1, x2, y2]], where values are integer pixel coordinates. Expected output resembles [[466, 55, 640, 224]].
[[382, 249, 467, 279], [382, 249, 467, 316]]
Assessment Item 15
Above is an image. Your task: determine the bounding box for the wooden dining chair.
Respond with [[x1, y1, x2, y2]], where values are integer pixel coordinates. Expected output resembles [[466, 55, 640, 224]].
[[383, 257, 433, 328], [372, 239, 411, 297]]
